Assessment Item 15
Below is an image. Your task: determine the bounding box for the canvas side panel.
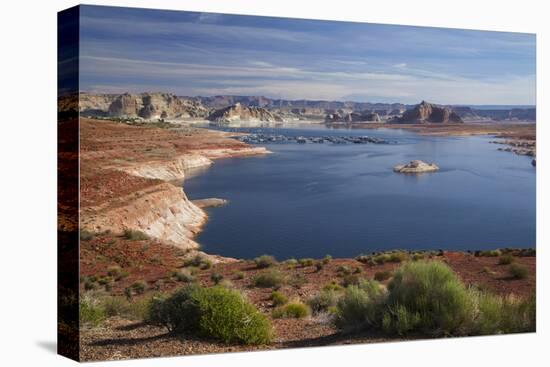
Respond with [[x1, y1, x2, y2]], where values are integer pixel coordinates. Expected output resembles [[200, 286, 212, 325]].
[[57, 5, 80, 362]]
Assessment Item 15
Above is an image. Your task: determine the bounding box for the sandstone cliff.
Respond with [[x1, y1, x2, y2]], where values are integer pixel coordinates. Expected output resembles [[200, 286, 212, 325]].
[[79, 92, 209, 119], [207, 103, 283, 124], [398, 101, 463, 124]]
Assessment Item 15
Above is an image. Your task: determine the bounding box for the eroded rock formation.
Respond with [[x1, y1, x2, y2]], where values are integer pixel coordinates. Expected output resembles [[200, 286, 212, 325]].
[[398, 101, 463, 124]]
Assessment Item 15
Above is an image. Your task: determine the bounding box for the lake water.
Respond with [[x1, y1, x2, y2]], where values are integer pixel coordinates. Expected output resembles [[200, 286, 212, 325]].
[[184, 125, 536, 259]]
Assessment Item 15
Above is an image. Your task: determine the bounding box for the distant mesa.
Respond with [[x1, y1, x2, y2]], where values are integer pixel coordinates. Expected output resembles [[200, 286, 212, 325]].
[[396, 101, 464, 124], [207, 103, 283, 124], [325, 111, 381, 123], [393, 160, 440, 173], [80, 92, 209, 119]]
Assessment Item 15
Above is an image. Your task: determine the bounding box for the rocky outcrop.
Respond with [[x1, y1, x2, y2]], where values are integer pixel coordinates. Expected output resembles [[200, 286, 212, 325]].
[[325, 111, 381, 123], [80, 92, 209, 119], [114, 154, 213, 181], [398, 101, 463, 124], [81, 183, 207, 249], [207, 103, 283, 124], [393, 160, 439, 173]]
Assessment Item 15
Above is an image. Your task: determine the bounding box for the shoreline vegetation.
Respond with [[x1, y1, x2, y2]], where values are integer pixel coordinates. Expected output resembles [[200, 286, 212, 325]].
[[77, 117, 536, 360]]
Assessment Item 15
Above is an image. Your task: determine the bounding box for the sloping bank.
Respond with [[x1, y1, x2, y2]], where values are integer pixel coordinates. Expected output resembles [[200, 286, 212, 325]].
[[79, 118, 269, 255]]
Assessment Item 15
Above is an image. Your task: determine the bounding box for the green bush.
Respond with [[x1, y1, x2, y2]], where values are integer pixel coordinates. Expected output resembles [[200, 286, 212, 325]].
[[322, 281, 344, 292], [283, 258, 298, 267], [102, 296, 151, 320], [477, 250, 502, 257], [384, 261, 474, 336], [508, 264, 528, 279], [341, 274, 361, 287], [131, 281, 147, 295], [336, 265, 353, 276], [123, 229, 150, 241], [234, 271, 245, 280], [254, 255, 277, 269], [80, 296, 105, 326], [388, 251, 408, 263], [472, 291, 536, 334], [374, 270, 392, 281], [194, 286, 272, 344], [335, 280, 384, 330], [308, 289, 340, 314], [253, 270, 285, 288], [273, 302, 310, 319], [270, 291, 288, 307], [322, 255, 333, 264], [498, 255, 515, 265], [147, 285, 202, 333]]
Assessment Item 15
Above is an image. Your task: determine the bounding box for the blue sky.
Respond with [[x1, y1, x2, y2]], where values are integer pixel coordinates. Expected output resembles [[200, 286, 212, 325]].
[[79, 5, 536, 105]]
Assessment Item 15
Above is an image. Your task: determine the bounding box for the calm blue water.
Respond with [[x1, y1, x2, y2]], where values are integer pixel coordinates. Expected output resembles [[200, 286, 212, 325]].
[[184, 126, 536, 259]]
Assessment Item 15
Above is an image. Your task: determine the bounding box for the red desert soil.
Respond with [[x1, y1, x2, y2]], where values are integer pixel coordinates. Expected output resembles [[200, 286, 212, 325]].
[[80, 234, 535, 361]]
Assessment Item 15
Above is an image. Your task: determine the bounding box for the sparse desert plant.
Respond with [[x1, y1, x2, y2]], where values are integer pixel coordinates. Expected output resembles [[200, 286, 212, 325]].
[[273, 302, 310, 319], [411, 253, 425, 261], [322, 255, 333, 264], [315, 262, 324, 272], [234, 271, 245, 280], [123, 229, 150, 241], [270, 291, 288, 307], [323, 281, 344, 292], [498, 255, 515, 265], [336, 265, 353, 276], [388, 251, 408, 263], [508, 264, 528, 279], [80, 229, 95, 241], [184, 255, 212, 270], [477, 249, 502, 257], [283, 258, 298, 267], [481, 266, 496, 275], [175, 269, 195, 283], [288, 274, 308, 288], [80, 296, 105, 327], [341, 274, 361, 287], [374, 270, 393, 281], [298, 258, 315, 267], [308, 289, 340, 314], [253, 270, 285, 288], [147, 284, 202, 333], [131, 280, 147, 295], [210, 272, 224, 285], [254, 255, 277, 269]]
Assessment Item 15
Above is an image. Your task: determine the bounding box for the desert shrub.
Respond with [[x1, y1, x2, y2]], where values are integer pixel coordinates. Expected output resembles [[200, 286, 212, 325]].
[[273, 302, 310, 319], [253, 270, 285, 288], [288, 274, 308, 288], [374, 270, 393, 281], [234, 271, 245, 280], [411, 253, 425, 261], [341, 274, 361, 287], [322, 255, 333, 264], [194, 286, 272, 344], [283, 258, 298, 267], [254, 255, 277, 269], [336, 265, 353, 276], [508, 264, 528, 279], [299, 258, 315, 267], [123, 229, 150, 241], [472, 291, 536, 334], [107, 265, 122, 278], [270, 291, 288, 307], [131, 281, 147, 295], [388, 251, 408, 263], [80, 296, 105, 326], [308, 289, 340, 314], [147, 285, 202, 333], [210, 273, 224, 285], [477, 250, 502, 257], [184, 255, 212, 270], [498, 255, 515, 265], [80, 229, 95, 241], [315, 262, 324, 272], [481, 266, 496, 275], [384, 261, 474, 336], [83, 279, 96, 291], [174, 268, 195, 283], [335, 281, 385, 330], [323, 281, 344, 292]]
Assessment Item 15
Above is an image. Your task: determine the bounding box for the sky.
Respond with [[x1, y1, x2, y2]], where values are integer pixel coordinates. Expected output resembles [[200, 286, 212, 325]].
[[78, 5, 536, 105]]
